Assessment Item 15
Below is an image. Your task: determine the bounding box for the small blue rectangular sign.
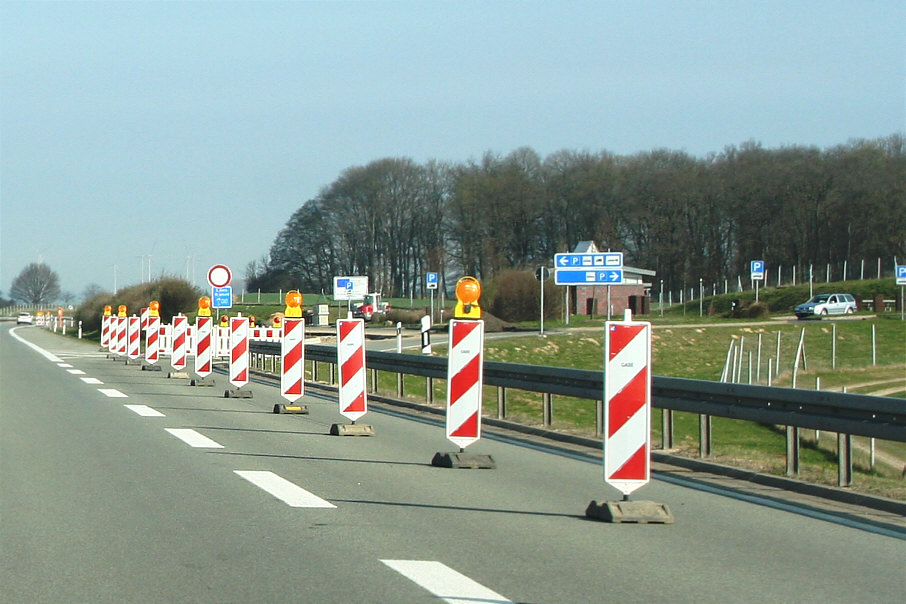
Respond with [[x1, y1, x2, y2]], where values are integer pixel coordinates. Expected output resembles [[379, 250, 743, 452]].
[[426, 272, 438, 289], [555, 252, 623, 269], [897, 265, 906, 285], [212, 286, 232, 309], [554, 269, 623, 285]]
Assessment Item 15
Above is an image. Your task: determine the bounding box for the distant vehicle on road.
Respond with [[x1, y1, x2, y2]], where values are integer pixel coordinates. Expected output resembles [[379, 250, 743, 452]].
[[353, 293, 391, 322], [794, 293, 857, 319], [16, 312, 33, 325]]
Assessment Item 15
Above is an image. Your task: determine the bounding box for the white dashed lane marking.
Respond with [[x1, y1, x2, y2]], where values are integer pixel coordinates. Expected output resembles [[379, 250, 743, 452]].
[[98, 388, 127, 398], [234, 471, 336, 508], [67, 369, 86, 375], [80, 377, 104, 385], [380, 560, 512, 604], [124, 405, 165, 417], [165, 428, 224, 448]]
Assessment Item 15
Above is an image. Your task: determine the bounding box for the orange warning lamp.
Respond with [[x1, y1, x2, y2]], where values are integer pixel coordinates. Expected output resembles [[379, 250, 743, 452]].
[[220, 315, 230, 327], [103, 305, 112, 316], [117, 305, 127, 317], [249, 315, 256, 328], [148, 301, 160, 318], [284, 290, 303, 318], [454, 276, 482, 319], [197, 296, 212, 317]]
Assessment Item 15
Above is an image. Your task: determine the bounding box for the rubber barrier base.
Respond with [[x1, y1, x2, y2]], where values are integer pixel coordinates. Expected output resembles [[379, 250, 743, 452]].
[[274, 403, 309, 414], [431, 451, 496, 469], [330, 423, 374, 436], [585, 499, 674, 524]]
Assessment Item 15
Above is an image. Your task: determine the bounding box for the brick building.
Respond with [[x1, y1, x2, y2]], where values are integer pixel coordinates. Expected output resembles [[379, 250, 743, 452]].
[[566, 241, 656, 317]]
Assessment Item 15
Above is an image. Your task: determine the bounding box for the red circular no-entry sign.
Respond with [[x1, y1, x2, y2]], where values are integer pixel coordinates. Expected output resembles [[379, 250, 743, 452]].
[[207, 264, 232, 288]]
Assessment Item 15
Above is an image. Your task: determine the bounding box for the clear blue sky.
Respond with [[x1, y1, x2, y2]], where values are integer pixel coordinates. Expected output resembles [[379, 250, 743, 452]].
[[2, 1, 903, 300]]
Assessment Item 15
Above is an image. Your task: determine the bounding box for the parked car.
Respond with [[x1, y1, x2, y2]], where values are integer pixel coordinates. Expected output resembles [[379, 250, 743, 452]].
[[794, 293, 857, 319], [16, 312, 33, 324]]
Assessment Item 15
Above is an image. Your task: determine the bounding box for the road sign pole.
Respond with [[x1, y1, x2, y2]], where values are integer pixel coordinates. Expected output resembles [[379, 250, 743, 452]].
[[540, 269, 545, 335]]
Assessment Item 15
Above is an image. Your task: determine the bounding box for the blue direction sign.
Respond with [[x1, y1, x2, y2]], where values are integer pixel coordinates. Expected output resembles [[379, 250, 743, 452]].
[[212, 286, 232, 309], [751, 260, 765, 280], [426, 272, 439, 290], [555, 269, 623, 285], [555, 252, 623, 269], [896, 265, 906, 285]]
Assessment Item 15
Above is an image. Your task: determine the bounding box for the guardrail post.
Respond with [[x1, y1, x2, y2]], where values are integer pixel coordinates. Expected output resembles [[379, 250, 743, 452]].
[[426, 377, 434, 404], [786, 426, 800, 476], [662, 409, 674, 449], [837, 433, 852, 487], [497, 386, 506, 419], [329, 362, 335, 385], [595, 400, 603, 438], [542, 392, 552, 427], [313, 360, 320, 382], [371, 368, 378, 393], [699, 414, 712, 458], [397, 372, 404, 398]]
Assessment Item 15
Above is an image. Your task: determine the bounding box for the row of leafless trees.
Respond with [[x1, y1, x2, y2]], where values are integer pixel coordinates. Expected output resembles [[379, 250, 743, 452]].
[[248, 134, 905, 296]]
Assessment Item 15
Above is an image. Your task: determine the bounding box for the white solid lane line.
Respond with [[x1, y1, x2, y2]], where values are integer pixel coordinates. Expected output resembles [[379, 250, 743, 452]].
[[233, 471, 336, 508], [8, 327, 63, 363], [124, 405, 165, 417], [165, 428, 224, 448], [380, 560, 512, 604], [80, 377, 104, 384], [98, 388, 128, 398]]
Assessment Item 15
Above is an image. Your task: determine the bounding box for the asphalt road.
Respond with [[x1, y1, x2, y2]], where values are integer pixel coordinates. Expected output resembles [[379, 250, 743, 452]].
[[2, 324, 904, 603]]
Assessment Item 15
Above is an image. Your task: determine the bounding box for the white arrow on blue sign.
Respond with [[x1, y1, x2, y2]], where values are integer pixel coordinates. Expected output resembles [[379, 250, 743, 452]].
[[555, 252, 623, 269], [751, 260, 765, 280], [555, 269, 623, 285]]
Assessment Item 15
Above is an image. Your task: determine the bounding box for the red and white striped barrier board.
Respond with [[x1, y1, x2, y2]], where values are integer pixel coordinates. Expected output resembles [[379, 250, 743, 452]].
[[140, 307, 149, 332], [195, 316, 213, 377], [281, 318, 305, 402], [145, 316, 161, 364], [445, 319, 485, 449], [170, 315, 188, 370], [229, 317, 250, 388], [127, 316, 141, 360], [101, 315, 111, 349], [336, 318, 367, 421], [603, 321, 652, 496], [115, 316, 128, 356]]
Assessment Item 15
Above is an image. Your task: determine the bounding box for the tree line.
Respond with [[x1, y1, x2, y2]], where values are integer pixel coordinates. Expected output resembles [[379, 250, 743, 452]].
[[248, 134, 905, 297]]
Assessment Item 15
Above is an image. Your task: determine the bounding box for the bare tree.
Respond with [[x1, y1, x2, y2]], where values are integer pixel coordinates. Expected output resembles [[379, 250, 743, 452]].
[[10, 263, 61, 304]]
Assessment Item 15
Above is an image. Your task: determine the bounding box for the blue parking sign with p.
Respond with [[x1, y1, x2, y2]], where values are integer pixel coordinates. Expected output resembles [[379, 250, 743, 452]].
[[751, 260, 765, 280], [897, 265, 906, 285], [426, 272, 438, 289]]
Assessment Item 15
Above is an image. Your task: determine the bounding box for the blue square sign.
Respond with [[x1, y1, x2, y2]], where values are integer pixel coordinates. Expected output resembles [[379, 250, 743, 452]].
[[212, 286, 232, 309]]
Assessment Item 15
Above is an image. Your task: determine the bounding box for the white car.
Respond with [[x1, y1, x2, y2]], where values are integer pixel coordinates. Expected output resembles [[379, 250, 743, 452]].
[[794, 293, 857, 319], [16, 312, 33, 324]]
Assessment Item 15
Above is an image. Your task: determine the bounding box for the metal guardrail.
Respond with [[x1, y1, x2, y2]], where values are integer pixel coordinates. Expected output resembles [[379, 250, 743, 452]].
[[250, 341, 904, 443]]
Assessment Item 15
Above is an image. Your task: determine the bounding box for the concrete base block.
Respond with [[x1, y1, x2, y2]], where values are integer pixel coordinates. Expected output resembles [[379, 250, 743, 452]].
[[585, 500, 674, 524], [124, 359, 141, 365], [168, 371, 190, 379], [190, 377, 216, 387], [274, 403, 309, 414], [224, 388, 253, 399], [330, 423, 375, 436], [141, 364, 162, 372], [431, 451, 497, 469]]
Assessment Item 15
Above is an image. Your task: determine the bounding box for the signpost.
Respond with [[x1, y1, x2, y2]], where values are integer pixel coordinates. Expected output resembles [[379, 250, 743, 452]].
[[554, 253, 624, 285], [427, 272, 438, 319], [897, 265, 906, 321], [751, 260, 765, 302]]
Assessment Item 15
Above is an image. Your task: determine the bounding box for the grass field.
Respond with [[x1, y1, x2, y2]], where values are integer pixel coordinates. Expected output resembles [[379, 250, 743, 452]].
[[361, 314, 905, 499]]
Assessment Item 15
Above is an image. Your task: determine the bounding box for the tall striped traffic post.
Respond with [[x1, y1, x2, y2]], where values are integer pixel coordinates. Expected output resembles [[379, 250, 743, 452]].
[[432, 277, 495, 469], [586, 312, 673, 523], [168, 314, 189, 378], [126, 315, 141, 363], [225, 315, 252, 398], [115, 306, 128, 357], [275, 291, 309, 414], [330, 317, 373, 435], [100, 305, 113, 351], [191, 297, 215, 386], [143, 301, 162, 371]]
